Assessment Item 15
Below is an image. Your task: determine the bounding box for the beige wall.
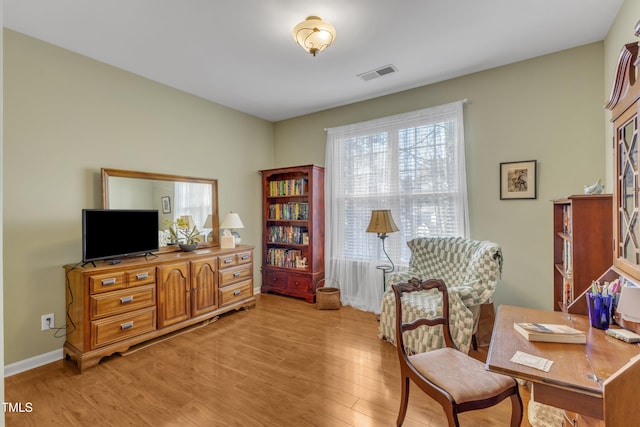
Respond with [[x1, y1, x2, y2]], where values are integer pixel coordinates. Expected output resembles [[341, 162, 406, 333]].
[[274, 42, 606, 312], [1, 0, 5, 409], [3, 30, 274, 364]]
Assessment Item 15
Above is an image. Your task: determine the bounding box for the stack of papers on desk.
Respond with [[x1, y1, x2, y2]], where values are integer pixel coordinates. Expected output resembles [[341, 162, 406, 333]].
[[514, 322, 586, 344]]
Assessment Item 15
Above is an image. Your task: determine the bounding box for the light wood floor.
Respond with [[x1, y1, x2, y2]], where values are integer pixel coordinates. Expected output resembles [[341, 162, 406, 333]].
[[5, 294, 531, 426]]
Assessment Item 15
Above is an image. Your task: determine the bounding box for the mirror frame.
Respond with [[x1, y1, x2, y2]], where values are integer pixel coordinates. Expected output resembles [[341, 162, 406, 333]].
[[101, 168, 219, 250]]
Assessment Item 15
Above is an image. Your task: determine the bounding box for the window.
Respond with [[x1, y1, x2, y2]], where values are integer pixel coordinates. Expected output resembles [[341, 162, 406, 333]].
[[174, 181, 212, 230], [325, 100, 468, 312]]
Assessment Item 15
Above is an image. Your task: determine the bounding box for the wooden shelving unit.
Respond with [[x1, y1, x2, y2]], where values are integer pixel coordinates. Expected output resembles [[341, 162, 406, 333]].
[[552, 194, 612, 315], [260, 165, 324, 303]]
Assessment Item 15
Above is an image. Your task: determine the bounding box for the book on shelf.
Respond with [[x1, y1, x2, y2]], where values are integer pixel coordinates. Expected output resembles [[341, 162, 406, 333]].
[[268, 178, 309, 197], [513, 322, 586, 344], [268, 202, 309, 220]]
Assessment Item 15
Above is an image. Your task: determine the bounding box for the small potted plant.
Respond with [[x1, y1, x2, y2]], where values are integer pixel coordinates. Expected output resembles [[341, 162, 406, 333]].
[[164, 217, 201, 251], [162, 218, 180, 245]]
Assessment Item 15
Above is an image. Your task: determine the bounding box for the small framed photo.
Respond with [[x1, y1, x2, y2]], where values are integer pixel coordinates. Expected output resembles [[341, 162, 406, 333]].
[[161, 196, 171, 214], [500, 160, 537, 200]]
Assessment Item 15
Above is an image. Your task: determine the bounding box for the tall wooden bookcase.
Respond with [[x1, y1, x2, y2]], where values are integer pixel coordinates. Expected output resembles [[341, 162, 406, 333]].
[[260, 165, 324, 303], [552, 194, 612, 314]]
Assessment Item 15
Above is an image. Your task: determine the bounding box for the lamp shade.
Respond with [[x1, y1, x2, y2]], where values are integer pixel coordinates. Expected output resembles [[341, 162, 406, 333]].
[[366, 210, 399, 235], [203, 214, 213, 229], [220, 212, 244, 229], [292, 16, 336, 56], [617, 283, 640, 322]]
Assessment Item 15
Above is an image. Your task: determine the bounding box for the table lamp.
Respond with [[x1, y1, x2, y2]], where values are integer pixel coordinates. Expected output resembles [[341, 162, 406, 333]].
[[366, 209, 399, 291], [616, 282, 640, 323], [221, 212, 244, 248], [203, 214, 213, 242]]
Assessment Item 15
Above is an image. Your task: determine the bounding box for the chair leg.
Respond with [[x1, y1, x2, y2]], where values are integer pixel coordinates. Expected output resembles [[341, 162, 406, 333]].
[[443, 408, 460, 427], [509, 391, 523, 427], [471, 334, 478, 351], [396, 376, 410, 426]]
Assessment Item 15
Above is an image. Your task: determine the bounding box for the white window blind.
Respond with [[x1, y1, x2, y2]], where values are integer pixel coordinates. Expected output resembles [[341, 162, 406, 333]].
[[174, 182, 212, 230], [325, 100, 469, 312]]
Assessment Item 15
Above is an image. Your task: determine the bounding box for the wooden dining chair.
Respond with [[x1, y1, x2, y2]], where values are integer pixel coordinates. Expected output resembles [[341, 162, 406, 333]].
[[392, 278, 522, 426]]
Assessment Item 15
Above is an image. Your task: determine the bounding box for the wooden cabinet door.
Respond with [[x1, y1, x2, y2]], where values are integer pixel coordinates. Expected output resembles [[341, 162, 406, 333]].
[[191, 258, 218, 317], [607, 37, 640, 282], [157, 261, 190, 328], [614, 107, 640, 281]]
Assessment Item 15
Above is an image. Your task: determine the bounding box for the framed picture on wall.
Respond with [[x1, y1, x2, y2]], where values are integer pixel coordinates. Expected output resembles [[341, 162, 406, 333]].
[[500, 160, 537, 200], [161, 196, 171, 214]]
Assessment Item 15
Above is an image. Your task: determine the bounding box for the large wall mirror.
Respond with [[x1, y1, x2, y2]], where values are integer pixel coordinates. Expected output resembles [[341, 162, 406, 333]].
[[102, 168, 219, 249]]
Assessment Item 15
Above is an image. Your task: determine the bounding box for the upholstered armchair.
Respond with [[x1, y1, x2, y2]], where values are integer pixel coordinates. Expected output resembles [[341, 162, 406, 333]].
[[379, 237, 503, 354]]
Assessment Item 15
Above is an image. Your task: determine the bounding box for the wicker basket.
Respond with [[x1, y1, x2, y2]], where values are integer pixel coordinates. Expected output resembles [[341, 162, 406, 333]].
[[316, 279, 341, 310]]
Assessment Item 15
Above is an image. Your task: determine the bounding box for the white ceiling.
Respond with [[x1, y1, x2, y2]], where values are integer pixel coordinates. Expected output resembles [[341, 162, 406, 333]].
[[3, 0, 624, 122]]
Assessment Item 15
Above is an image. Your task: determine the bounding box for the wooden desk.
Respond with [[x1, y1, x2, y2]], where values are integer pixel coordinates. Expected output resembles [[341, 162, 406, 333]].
[[486, 305, 640, 422]]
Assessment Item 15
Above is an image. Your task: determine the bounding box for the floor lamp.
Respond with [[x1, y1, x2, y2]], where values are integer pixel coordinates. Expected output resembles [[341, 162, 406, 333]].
[[366, 209, 399, 292]]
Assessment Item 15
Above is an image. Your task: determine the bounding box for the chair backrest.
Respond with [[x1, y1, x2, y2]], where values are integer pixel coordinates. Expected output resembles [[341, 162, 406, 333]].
[[392, 278, 457, 362], [406, 237, 502, 306]]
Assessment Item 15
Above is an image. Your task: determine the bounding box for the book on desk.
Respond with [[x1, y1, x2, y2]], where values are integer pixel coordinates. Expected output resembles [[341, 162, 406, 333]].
[[514, 322, 586, 343]]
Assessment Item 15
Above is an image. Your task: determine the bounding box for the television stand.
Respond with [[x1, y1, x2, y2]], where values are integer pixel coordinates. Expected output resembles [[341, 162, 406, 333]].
[[64, 245, 255, 372]]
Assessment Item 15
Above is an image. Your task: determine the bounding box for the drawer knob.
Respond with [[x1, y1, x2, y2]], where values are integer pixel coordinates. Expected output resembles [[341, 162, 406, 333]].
[[135, 273, 149, 280], [101, 278, 116, 286], [224, 258, 233, 264], [233, 289, 241, 296], [120, 321, 134, 330], [241, 255, 249, 260], [120, 296, 134, 304], [233, 272, 241, 277]]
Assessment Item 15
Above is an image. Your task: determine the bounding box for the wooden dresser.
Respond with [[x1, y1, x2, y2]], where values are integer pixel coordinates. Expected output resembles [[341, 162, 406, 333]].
[[64, 245, 254, 371]]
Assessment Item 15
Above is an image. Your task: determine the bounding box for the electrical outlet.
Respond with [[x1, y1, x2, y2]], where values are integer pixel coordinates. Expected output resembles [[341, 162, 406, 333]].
[[41, 313, 54, 331]]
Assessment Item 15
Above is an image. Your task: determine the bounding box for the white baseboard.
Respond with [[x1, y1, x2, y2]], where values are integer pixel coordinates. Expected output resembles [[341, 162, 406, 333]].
[[4, 348, 63, 377]]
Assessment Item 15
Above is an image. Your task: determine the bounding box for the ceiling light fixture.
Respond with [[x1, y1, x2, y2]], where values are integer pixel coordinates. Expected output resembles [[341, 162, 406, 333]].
[[292, 16, 336, 57]]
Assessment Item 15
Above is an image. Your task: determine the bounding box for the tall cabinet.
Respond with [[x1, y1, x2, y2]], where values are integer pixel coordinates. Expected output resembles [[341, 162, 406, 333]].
[[607, 38, 640, 284], [260, 165, 324, 303], [553, 195, 612, 314]]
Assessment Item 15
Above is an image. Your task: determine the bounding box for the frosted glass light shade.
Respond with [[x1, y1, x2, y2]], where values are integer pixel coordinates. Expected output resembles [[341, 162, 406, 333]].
[[292, 16, 336, 56]]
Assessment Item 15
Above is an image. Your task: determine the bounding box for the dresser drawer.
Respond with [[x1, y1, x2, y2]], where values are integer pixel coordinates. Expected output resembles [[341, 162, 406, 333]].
[[236, 251, 252, 265], [220, 280, 252, 306], [90, 285, 156, 320], [219, 264, 252, 287], [126, 268, 155, 287], [89, 272, 126, 294], [287, 275, 312, 292], [263, 270, 288, 290], [218, 254, 238, 269], [218, 251, 253, 269], [90, 307, 156, 349]]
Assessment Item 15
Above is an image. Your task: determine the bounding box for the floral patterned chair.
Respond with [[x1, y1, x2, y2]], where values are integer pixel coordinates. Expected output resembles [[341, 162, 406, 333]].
[[379, 237, 503, 354]]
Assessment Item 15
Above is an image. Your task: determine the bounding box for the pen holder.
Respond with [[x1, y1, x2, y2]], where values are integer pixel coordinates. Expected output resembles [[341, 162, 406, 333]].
[[587, 292, 613, 330]]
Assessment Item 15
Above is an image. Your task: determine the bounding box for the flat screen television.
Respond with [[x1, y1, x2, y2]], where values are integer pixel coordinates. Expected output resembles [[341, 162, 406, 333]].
[[82, 209, 159, 264]]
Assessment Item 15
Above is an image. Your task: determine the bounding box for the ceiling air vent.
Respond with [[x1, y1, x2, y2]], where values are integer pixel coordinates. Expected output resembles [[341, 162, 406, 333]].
[[357, 64, 398, 82]]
